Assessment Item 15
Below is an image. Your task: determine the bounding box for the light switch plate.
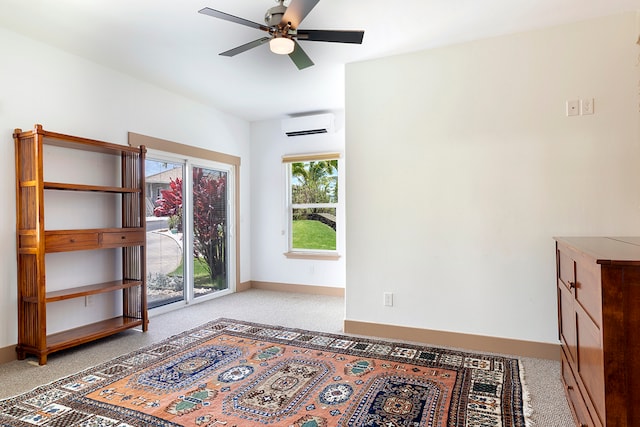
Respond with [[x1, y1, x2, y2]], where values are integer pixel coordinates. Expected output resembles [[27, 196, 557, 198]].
[[383, 292, 393, 307]]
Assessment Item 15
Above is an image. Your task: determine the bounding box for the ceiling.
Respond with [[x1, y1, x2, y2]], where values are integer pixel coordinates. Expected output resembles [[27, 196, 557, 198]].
[[0, 0, 638, 122]]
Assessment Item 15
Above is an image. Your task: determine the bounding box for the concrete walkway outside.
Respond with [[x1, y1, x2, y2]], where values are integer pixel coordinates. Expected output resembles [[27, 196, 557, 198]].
[[146, 231, 182, 274]]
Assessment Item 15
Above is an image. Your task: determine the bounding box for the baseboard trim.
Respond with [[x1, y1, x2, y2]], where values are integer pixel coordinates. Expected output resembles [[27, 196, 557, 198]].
[[248, 281, 345, 297], [344, 319, 560, 360], [237, 281, 252, 292], [0, 344, 16, 364]]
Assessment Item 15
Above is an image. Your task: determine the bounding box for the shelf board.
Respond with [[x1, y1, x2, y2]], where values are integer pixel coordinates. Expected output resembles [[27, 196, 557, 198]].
[[23, 280, 143, 303], [37, 128, 144, 155], [46, 316, 144, 353], [44, 182, 140, 193]]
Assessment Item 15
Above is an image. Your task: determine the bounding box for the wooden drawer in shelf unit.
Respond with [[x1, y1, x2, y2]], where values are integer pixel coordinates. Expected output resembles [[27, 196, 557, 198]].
[[102, 229, 145, 247], [44, 228, 145, 252], [45, 231, 99, 252]]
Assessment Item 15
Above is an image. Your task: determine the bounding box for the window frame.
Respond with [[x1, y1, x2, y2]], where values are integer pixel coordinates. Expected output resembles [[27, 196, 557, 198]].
[[283, 152, 342, 260]]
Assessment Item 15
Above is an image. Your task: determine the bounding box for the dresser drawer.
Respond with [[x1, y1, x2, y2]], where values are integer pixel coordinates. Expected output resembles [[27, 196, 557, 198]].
[[558, 283, 577, 362], [557, 245, 576, 291], [45, 232, 99, 252], [576, 304, 604, 423], [562, 353, 598, 427], [558, 242, 602, 327], [575, 258, 602, 327], [101, 230, 145, 247]]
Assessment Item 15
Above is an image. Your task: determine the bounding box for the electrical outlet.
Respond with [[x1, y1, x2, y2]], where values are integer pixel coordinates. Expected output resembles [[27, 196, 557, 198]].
[[383, 292, 393, 307]]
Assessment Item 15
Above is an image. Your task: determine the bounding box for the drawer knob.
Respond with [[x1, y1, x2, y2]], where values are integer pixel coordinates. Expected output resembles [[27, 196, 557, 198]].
[[567, 385, 574, 390], [121, 235, 126, 239], [568, 281, 576, 289], [70, 238, 76, 243]]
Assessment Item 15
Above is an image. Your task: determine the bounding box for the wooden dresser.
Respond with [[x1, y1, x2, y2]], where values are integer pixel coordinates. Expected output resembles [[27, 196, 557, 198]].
[[555, 237, 640, 427]]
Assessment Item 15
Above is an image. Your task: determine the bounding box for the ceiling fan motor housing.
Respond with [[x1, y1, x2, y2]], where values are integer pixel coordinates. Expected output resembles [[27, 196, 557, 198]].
[[265, 4, 287, 27]]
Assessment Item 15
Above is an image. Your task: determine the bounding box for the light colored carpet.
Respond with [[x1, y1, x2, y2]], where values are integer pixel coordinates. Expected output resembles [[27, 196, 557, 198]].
[[0, 289, 574, 425]]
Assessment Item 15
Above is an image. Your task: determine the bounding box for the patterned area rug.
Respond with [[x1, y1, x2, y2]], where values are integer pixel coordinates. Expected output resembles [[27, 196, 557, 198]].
[[0, 319, 531, 426]]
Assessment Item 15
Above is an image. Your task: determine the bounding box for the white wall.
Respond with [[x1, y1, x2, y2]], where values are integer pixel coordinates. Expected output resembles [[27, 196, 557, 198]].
[[250, 116, 345, 288], [345, 12, 640, 344], [0, 27, 251, 348]]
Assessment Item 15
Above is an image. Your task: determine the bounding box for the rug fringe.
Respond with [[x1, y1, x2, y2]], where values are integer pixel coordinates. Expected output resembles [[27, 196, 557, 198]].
[[519, 359, 535, 426]]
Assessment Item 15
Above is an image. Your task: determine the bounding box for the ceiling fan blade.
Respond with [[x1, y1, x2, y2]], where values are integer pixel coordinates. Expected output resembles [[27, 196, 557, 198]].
[[289, 40, 314, 70], [296, 29, 364, 44], [220, 37, 271, 57], [281, 0, 319, 29], [198, 7, 271, 32]]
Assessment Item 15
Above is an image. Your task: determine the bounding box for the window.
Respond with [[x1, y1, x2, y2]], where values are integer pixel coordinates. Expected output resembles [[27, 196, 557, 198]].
[[283, 153, 341, 258]]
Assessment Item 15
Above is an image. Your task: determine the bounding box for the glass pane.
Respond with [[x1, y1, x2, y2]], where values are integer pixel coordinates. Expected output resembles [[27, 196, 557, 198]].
[[290, 159, 338, 251], [291, 160, 338, 204], [292, 207, 336, 250], [192, 166, 228, 298], [145, 159, 185, 308]]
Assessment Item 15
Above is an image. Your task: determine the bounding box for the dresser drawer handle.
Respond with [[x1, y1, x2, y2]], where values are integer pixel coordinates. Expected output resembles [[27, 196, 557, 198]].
[[567, 385, 574, 390], [69, 238, 76, 243], [121, 235, 126, 239], [568, 281, 576, 289]]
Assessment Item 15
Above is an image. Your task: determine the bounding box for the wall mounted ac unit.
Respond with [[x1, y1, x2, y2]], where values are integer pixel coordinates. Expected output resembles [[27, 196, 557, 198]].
[[281, 113, 335, 137]]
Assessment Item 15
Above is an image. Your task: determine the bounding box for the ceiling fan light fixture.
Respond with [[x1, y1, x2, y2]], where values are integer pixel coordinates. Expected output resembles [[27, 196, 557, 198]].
[[270, 37, 294, 55]]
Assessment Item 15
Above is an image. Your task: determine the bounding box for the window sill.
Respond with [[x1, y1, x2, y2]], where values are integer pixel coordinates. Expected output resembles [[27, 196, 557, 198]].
[[284, 251, 341, 260]]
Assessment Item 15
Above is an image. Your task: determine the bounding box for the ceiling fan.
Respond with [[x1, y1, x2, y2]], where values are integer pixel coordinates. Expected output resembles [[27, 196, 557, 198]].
[[198, 0, 364, 70]]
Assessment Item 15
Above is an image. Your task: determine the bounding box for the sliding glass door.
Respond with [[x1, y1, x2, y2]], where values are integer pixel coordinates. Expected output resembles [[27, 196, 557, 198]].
[[145, 155, 233, 309]]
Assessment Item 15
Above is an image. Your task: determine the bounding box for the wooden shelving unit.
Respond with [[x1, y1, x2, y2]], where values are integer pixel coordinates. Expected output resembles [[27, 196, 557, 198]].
[[14, 124, 148, 365]]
